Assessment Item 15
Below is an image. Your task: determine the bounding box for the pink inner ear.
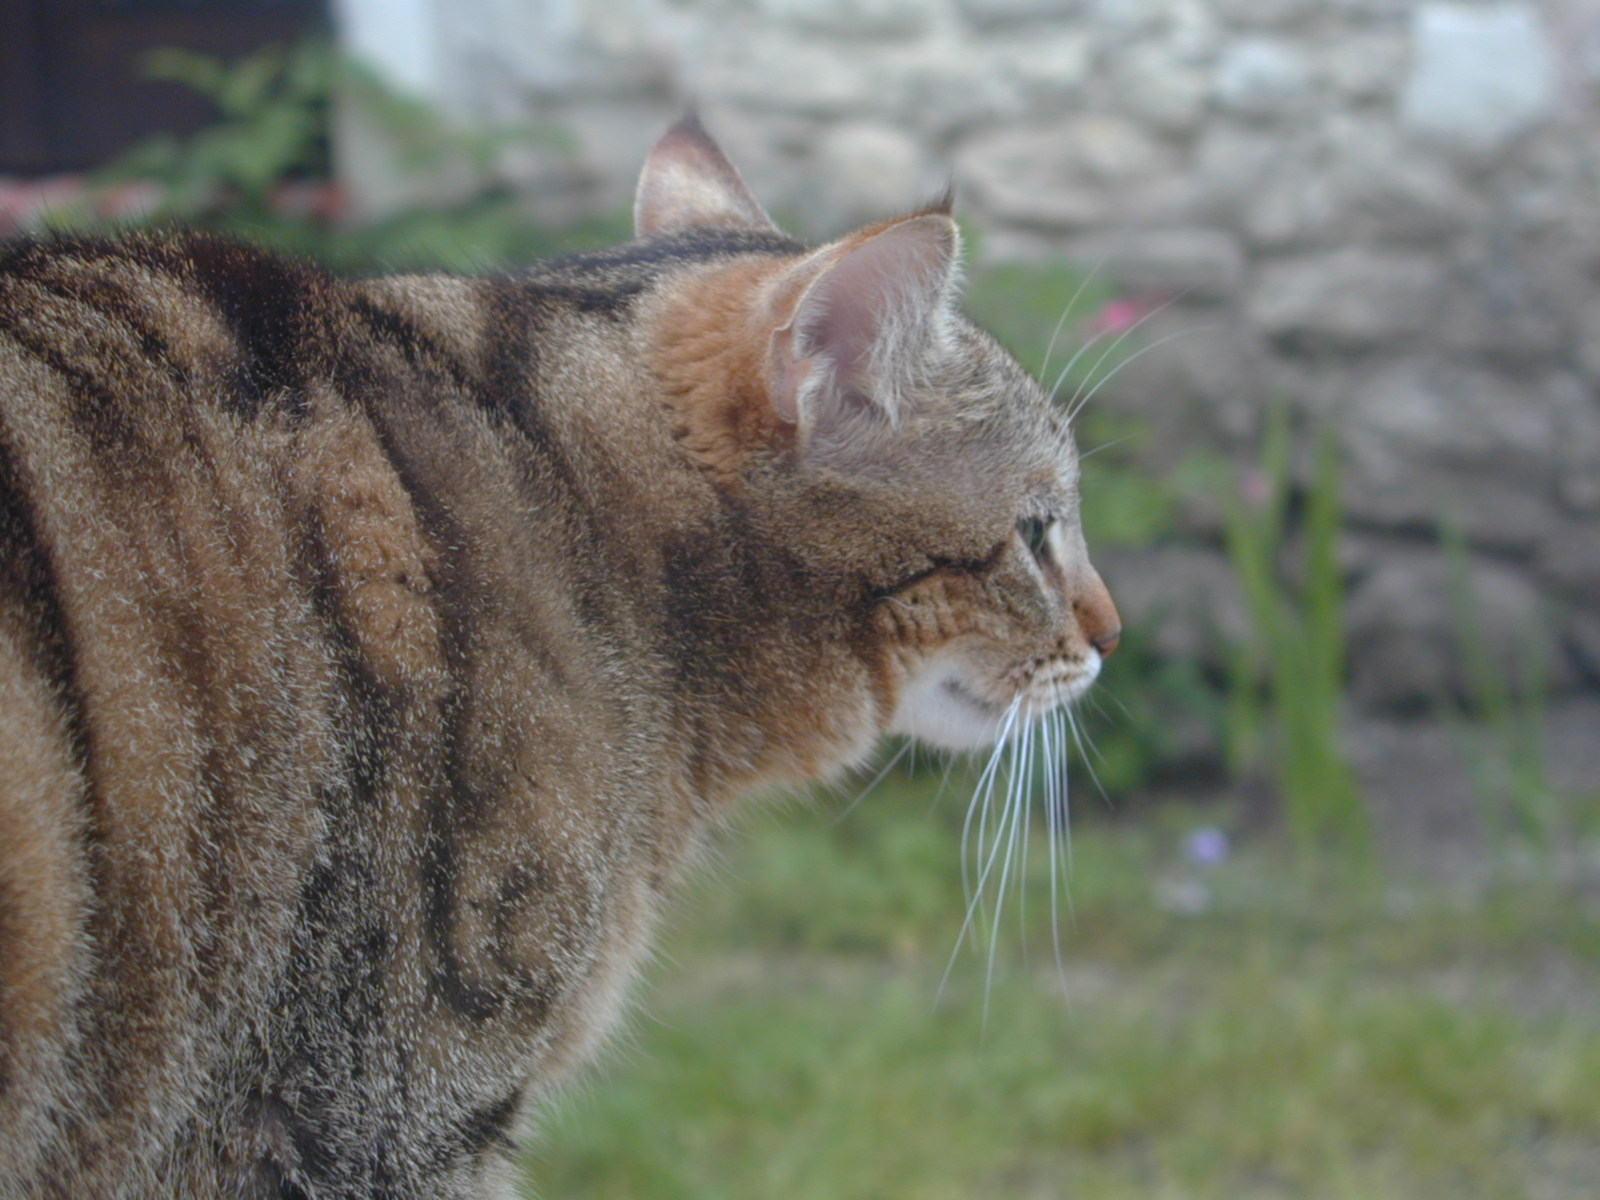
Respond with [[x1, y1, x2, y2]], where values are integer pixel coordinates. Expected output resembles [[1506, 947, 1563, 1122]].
[[794, 216, 956, 393]]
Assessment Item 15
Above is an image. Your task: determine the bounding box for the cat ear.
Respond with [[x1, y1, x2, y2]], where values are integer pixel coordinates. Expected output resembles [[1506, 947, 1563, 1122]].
[[767, 212, 960, 455], [634, 113, 779, 238]]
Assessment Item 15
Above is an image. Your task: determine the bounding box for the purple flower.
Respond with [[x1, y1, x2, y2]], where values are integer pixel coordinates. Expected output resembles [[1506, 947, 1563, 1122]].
[[1186, 827, 1230, 867]]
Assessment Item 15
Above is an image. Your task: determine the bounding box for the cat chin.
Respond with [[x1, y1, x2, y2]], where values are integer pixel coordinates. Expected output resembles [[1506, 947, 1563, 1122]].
[[885, 659, 1100, 752], [885, 672, 1010, 752]]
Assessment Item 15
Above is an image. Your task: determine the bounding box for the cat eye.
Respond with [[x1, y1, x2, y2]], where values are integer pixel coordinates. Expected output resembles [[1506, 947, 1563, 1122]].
[[1017, 516, 1051, 558]]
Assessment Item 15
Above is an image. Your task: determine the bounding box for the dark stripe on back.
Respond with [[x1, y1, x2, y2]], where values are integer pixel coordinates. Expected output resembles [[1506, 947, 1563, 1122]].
[[533, 228, 805, 278], [314, 375, 510, 1024], [348, 296, 480, 398], [0, 317, 146, 453], [132, 236, 325, 423], [0, 417, 100, 757], [0, 242, 193, 391]]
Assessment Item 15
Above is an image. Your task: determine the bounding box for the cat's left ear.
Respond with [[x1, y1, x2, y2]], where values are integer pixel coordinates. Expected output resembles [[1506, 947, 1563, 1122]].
[[766, 211, 961, 458], [635, 113, 779, 237]]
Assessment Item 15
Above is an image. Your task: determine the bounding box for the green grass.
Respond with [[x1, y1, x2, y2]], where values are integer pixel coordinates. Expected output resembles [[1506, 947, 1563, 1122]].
[[1218, 406, 1370, 862], [522, 771, 1600, 1200]]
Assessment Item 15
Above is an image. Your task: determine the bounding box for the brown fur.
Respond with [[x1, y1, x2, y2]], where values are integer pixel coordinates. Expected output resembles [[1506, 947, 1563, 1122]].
[[0, 119, 1116, 1199]]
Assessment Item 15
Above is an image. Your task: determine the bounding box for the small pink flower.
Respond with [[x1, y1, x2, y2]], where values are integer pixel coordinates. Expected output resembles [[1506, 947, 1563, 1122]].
[[1239, 469, 1272, 509], [267, 181, 350, 225], [94, 181, 160, 222], [1083, 297, 1152, 339], [0, 176, 86, 232]]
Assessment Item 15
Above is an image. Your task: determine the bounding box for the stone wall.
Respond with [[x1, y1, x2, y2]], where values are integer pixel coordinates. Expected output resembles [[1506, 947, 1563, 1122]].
[[355, 0, 1600, 712]]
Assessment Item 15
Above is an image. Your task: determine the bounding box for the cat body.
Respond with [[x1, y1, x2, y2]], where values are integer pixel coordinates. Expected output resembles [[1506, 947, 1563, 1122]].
[[0, 119, 1117, 1198]]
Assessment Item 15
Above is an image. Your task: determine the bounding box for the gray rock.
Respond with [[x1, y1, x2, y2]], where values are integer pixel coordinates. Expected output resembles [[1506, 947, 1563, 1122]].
[[1322, 0, 1420, 14], [1246, 249, 1444, 346], [1084, 0, 1178, 36], [1060, 113, 1172, 183], [759, 0, 936, 38], [1190, 125, 1351, 247], [1344, 549, 1568, 708], [1322, 117, 1479, 244], [1344, 358, 1555, 467], [1081, 0, 1221, 58], [1320, 29, 1410, 100], [1399, 3, 1558, 154], [955, 116, 1171, 230], [959, 0, 1084, 27], [1109, 42, 1210, 134], [1213, 38, 1319, 119], [1504, 135, 1600, 263], [1057, 228, 1246, 300], [1192, 123, 1288, 214], [990, 32, 1097, 109], [1096, 545, 1248, 662], [1339, 359, 1561, 551], [807, 121, 931, 232], [1241, 166, 1343, 248], [1210, 0, 1324, 27], [550, 102, 676, 211], [1572, 296, 1600, 386], [1544, 695, 1600, 793], [1435, 242, 1585, 364], [1088, 314, 1270, 441], [1567, 610, 1600, 687], [1548, 373, 1600, 514], [1157, 0, 1223, 62], [1539, 520, 1600, 598], [1341, 711, 1486, 863], [695, 32, 881, 117], [698, 26, 1030, 135], [689, 106, 822, 208], [878, 38, 1034, 135]]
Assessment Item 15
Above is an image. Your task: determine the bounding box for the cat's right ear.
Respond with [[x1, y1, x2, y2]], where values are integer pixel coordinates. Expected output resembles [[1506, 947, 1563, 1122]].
[[764, 212, 960, 466], [634, 113, 779, 238]]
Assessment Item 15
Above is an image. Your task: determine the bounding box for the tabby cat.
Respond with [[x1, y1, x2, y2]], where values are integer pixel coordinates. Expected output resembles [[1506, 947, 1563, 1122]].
[[0, 116, 1118, 1199]]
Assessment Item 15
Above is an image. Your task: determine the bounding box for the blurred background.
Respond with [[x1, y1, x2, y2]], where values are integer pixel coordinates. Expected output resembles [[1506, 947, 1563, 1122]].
[[4, 1, 1598, 1196]]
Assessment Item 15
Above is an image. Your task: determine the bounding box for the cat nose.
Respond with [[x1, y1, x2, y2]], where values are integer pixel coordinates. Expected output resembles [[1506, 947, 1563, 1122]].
[[1074, 569, 1120, 660], [1090, 627, 1121, 659]]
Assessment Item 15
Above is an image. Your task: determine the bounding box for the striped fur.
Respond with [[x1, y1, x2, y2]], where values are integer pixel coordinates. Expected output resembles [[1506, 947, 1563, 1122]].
[[0, 120, 1117, 1199]]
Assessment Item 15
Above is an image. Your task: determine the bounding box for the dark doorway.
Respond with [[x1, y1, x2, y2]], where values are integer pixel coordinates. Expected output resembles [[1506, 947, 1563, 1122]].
[[0, 0, 327, 175]]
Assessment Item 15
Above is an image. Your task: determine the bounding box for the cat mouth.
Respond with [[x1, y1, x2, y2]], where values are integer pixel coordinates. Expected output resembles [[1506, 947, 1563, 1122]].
[[889, 659, 1098, 752], [943, 668, 1094, 721], [941, 678, 1003, 718], [1030, 666, 1097, 709]]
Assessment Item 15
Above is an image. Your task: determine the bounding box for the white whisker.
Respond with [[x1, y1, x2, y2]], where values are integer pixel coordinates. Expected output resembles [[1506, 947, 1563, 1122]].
[[1037, 259, 1104, 386], [953, 699, 1021, 964], [1065, 322, 1213, 428], [1050, 290, 1186, 413], [829, 740, 911, 828], [1066, 706, 1111, 808], [1043, 707, 1071, 1001], [1018, 718, 1034, 949], [1077, 434, 1134, 462], [982, 716, 1031, 1024], [1086, 685, 1133, 723], [1047, 325, 1117, 408], [941, 698, 1024, 1002]]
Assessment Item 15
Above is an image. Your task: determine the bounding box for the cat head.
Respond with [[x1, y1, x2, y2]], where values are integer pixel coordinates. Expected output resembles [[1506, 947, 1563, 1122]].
[[636, 114, 1119, 755]]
